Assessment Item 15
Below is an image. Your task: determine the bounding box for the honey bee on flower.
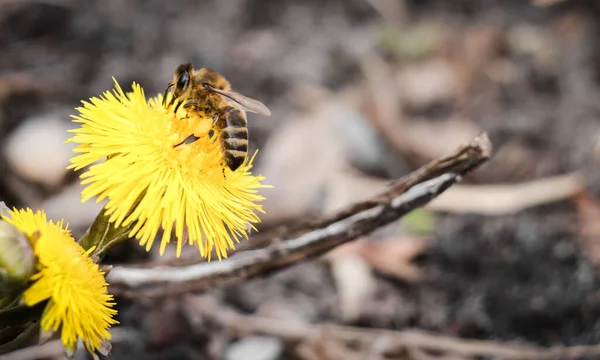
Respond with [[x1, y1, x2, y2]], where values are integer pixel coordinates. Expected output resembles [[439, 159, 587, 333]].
[[163, 63, 271, 172], [67, 65, 270, 260]]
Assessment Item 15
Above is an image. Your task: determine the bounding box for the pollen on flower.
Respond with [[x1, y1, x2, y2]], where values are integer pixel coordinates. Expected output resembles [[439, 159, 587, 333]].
[[3, 208, 117, 355], [67, 80, 268, 260]]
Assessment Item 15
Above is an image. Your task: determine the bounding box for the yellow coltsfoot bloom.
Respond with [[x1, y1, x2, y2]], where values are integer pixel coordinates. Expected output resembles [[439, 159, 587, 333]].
[[3, 208, 117, 357], [67, 80, 268, 260]]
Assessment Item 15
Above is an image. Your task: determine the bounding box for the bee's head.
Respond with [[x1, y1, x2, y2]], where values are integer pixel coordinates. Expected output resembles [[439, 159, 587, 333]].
[[163, 63, 193, 108], [163, 63, 269, 117], [171, 63, 193, 99], [163, 64, 232, 109]]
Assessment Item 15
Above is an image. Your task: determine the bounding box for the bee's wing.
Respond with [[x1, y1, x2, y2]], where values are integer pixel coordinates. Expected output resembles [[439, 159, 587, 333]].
[[210, 88, 271, 116]]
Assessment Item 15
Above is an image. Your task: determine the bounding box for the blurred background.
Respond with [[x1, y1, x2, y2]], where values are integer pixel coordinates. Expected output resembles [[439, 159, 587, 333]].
[[3, 0, 600, 359]]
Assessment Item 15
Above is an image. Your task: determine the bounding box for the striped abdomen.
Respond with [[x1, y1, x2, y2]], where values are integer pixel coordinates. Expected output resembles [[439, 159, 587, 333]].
[[216, 106, 248, 171]]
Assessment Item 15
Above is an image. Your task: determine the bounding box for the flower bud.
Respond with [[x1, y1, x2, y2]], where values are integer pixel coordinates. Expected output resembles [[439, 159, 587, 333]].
[[0, 202, 35, 296]]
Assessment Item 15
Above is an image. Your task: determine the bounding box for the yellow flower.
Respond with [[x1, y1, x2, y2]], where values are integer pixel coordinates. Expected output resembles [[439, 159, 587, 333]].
[[3, 208, 117, 356], [67, 80, 267, 260]]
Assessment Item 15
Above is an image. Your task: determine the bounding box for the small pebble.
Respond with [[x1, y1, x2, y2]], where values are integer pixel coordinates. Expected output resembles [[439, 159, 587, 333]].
[[40, 182, 106, 232], [224, 336, 284, 360], [256, 297, 318, 323], [4, 111, 75, 188]]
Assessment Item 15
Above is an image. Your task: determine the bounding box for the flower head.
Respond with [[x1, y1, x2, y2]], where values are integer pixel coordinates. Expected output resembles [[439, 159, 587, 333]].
[[67, 80, 267, 259], [3, 208, 117, 356]]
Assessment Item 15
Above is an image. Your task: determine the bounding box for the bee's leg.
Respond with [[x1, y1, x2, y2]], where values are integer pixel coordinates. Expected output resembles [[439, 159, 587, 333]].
[[207, 113, 219, 139], [173, 134, 200, 148], [173, 99, 198, 115], [182, 99, 198, 110], [173, 101, 183, 114], [183, 134, 199, 144]]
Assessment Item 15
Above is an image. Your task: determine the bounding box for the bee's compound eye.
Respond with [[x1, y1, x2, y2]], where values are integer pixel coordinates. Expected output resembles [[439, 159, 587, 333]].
[[176, 72, 190, 90]]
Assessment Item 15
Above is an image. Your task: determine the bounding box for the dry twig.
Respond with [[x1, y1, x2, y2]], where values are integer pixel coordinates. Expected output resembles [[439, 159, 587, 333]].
[[107, 133, 492, 299], [0, 327, 137, 360], [204, 310, 600, 360], [428, 172, 584, 215]]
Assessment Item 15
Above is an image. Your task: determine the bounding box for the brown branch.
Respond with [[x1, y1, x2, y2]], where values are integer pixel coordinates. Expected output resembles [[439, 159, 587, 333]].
[[204, 310, 600, 360], [0, 327, 138, 360], [106, 133, 492, 299], [252, 131, 492, 247]]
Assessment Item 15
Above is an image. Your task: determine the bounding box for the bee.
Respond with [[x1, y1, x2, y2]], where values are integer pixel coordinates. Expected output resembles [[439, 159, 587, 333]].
[[163, 63, 271, 171]]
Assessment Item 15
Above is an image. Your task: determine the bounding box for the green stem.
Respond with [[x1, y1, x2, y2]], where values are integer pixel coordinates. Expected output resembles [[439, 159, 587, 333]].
[[0, 321, 39, 355], [78, 207, 137, 260], [0, 303, 45, 329]]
